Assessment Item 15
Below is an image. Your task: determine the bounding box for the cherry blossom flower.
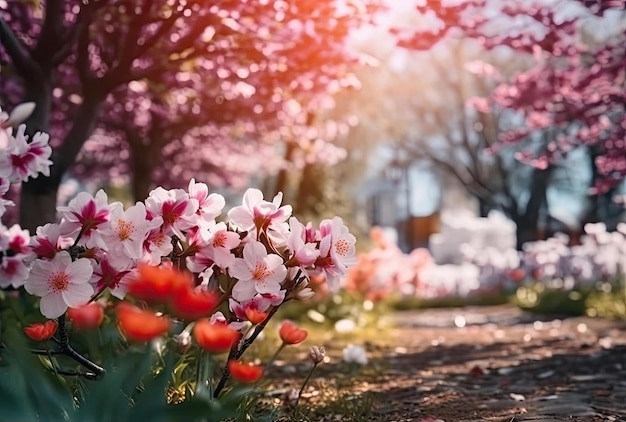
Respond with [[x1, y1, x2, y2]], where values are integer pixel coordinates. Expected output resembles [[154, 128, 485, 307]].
[[0, 223, 33, 288], [229, 296, 271, 324], [228, 188, 292, 236], [0, 255, 30, 289], [188, 178, 225, 221], [319, 217, 357, 269], [58, 190, 110, 249], [282, 217, 319, 267], [0, 177, 13, 217], [25, 251, 94, 319], [145, 187, 199, 236], [90, 257, 132, 299], [30, 223, 74, 260], [229, 240, 287, 302], [141, 217, 169, 265], [187, 221, 240, 272], [101, 202, 151, 267], [1, 124, 52, 183], [314, 217, 357, 291]]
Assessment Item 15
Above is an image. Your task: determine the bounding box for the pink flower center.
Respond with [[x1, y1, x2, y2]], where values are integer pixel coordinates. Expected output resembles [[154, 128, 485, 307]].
[[49, 272, 69, 292], [316, 256, 334, 268], [252, 262, 274, 281], [334, 239, 350, 256], [10, 153, 33, 173], [212, 232, 226, 248], [116, 219, 134, 240]]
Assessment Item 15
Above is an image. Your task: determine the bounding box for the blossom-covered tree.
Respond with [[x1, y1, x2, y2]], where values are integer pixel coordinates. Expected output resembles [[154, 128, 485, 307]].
[[393, 0, 625, 227], [1, 0, 379, 230]]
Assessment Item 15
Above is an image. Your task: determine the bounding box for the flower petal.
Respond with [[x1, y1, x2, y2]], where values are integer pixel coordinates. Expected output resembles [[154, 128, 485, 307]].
[[62, 283, 94, 307], [66, 258, 94, 284], [40, 293, 68, 319]]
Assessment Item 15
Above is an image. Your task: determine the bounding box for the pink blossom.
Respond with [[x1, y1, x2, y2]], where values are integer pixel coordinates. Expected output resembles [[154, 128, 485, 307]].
[[228, 188, 292, 236], [229, 240, 287, 302], [0, 223, 32, 288], [58, 190, 110, 249], [4, 223, 31, 256], [283, 217, 319, 267], [25, 252, 94, 319], [145, 187, 199, 236], [0, 256, 29, 288], [30, 223, 74, 260], [188, 178, 225, 221], [101, 202, 151, 267], [188, 222, 240, 272], [0, 177, 12, 217], [1, 124, 52, 183], [142, 224, 172, 265], [90, 257, 131, 299], [314, 217, 357, 292], [228, 295, 271, 321]]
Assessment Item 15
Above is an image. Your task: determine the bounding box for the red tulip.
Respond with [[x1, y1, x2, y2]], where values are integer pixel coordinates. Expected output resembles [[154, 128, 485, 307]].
[[116, 302, 171, 342], [23, 320, 58, 341], [278, 320, 308, 345], [193, 318, 240, 353], [128, 264, 190, 304], [170, 286, 218, 321], [68, 303, 104, 330], [228, 360, 264, 383]]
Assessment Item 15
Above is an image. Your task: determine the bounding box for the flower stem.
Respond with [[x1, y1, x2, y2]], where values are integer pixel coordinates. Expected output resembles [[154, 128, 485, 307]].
[[295, 363, 318, 407], [213, 306, 279, 398], [195, 350, 214, 398], [265, 342, 286, 370]]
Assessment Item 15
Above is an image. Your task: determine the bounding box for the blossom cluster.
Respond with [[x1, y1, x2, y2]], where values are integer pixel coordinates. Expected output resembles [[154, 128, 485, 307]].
[[2, 183, 356, 321], [0, 103, 357, 334], [0, 103, 53, 218], [345, 218, 625, 303]]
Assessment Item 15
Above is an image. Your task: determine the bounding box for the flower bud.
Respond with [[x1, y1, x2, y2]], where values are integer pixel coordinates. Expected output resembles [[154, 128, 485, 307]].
[[174, 331, 192, 354], [309, 345, 326, 364]]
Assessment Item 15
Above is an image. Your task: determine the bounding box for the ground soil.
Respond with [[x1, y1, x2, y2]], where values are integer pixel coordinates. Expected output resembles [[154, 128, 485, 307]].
[[268, 305, 626, 422]]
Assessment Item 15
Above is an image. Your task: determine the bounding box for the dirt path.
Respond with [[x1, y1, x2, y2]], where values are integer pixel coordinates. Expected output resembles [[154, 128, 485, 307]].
[[363, 305, 626, 421], [267, 305, 626, 421]]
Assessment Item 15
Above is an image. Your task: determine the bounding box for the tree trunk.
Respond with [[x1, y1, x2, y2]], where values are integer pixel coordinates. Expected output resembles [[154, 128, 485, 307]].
[[273, 141, 296, 197], [478, 197, 491, 218], [295, 163, 325, 216], [129, 134, 158, 202], [20, 95, 104, 231], [512, 166, 553, 250]]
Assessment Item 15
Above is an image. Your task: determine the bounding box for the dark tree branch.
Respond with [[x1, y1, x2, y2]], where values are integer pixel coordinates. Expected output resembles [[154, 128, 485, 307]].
[[0, 16, 40, 80], [32, 0, 65, 65]]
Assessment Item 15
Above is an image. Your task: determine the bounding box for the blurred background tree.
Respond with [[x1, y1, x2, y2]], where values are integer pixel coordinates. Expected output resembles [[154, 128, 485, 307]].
[[1, 0, 379, 229]]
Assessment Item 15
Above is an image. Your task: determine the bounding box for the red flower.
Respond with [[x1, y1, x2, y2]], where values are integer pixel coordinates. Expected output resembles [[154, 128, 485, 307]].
[[68, 303, 104, 330], [23, 320, 58, 341], [228, 360, 264, 383], [278, 320, 308, 345], [193, 318, 240, 353], [244, 306, 267, 325], [116, 302, 171, 342], [170, 286, 218, 321], [128, 264, 190, 304]]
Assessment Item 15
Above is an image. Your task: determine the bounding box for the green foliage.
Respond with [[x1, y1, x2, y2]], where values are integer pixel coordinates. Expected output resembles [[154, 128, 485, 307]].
[[389, 292, 510, 311], [514, 280, 626, 319], [586, 284, 626, 319], [0, 323, 248, 422], [514, 282, 589, 316]]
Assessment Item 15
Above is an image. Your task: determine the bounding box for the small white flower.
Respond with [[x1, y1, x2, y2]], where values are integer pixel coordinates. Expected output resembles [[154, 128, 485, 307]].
[[342, 344, 368, 365]]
